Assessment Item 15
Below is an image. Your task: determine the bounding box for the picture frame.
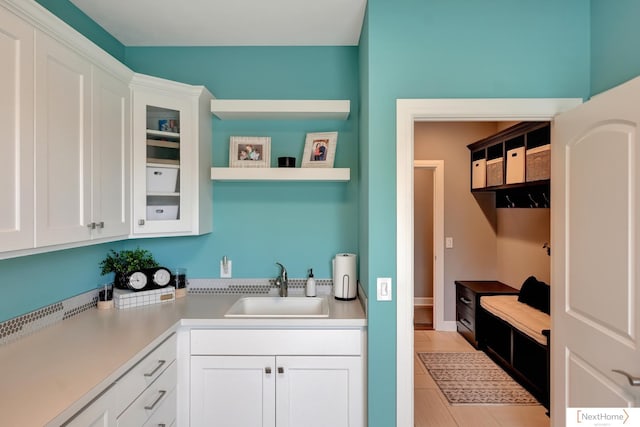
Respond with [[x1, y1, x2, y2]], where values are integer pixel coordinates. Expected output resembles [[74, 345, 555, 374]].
[[229, 136, 271, 168], [301, 132, 338, 168]]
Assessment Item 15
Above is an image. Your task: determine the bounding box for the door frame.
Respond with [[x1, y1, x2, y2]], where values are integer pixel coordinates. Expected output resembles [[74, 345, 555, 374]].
[[396, 98, 582, 427], [413, 160, 445, 331]]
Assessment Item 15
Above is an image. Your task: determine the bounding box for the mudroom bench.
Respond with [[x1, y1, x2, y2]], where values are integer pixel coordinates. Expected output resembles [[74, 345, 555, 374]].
[[477, 277, 551, 409]]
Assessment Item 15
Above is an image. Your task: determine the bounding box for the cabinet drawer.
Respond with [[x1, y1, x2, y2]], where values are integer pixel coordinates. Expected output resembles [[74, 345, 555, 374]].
[[117, 360, 176, 426], [456, 285, 475, 312], [191, 329, 362, 356], [142, 387, 176, 427], [116, 333, 176, 415], [456, 304, 475, 333]]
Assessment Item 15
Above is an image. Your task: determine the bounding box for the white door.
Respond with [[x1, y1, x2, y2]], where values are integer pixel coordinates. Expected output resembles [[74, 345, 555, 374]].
[[276, 356, 363, 427], [190, 355, 276, 427], [35, 30, 92, 246], [0, 8, 34, 252], [552, 76, 640, 425], [92, 67, 130, 239]]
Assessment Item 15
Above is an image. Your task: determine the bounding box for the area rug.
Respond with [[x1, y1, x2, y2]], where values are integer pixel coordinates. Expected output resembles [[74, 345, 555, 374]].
[[418, 351, 539, 405]]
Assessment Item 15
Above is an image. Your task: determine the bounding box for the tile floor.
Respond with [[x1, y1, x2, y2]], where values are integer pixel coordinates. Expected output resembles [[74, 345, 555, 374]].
[[414, 330, 550, 427]]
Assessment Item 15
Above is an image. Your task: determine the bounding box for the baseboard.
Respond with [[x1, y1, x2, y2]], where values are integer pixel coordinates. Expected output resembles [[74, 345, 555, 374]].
[[437, 320, 458, 332], [414, 297, 433, 306]]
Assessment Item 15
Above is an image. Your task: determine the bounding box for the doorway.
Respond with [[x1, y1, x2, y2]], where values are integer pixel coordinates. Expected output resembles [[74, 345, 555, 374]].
[[413, 165, 434, 330], [413, 161, 443, 330], [395, 98, 582, 427]]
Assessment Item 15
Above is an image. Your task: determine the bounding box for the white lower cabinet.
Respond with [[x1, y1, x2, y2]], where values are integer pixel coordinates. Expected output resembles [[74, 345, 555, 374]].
[[64, 385, 117, 427], [60, 333, 176, 427], [117, 361, 177, 426], [188, 329, 364, 427], [191, 355, 275, 427]]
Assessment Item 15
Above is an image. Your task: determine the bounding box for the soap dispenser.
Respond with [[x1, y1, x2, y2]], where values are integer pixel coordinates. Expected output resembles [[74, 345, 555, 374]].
[[306, 269, 316, 297]]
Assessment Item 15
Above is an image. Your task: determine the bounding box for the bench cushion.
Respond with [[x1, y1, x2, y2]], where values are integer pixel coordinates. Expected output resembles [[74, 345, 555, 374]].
[[480, 295, 550, 345]]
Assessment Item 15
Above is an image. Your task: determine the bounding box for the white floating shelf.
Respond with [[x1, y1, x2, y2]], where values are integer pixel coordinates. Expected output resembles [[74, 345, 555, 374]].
[[211, 167, 350, 182], [210, 99, 350, 120]]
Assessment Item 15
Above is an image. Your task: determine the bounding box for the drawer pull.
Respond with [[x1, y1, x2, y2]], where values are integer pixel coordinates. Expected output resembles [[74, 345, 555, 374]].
[[459, 297, 472, 305], [265, 367, 272, 374], [460, 318, 472, 327], [277, 367, 284, 374], [144, 360, 166, 377], [144, 390, 166, 410]]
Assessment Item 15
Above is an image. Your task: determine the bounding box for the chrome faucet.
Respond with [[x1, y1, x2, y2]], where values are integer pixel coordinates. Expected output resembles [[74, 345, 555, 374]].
[[275, 262, 288, 297]]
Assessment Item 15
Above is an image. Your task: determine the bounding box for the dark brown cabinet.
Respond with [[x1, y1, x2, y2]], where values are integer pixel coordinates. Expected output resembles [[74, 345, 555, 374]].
[[468, 122, 550, 208], [455, 280, 518, 348]]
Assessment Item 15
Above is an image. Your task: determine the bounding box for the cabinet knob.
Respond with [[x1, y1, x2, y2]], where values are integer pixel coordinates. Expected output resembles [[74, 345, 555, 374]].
[[87, 222, 96, 230], [265, 367, 272, 374], [96, 221, 105, 229], [139, 219, 145, 226], [277, 367, 284, 374]]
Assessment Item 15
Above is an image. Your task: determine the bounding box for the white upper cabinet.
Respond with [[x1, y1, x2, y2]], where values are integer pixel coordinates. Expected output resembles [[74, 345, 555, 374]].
[[131, 74, 213, 237], [34, 32, 131, 247], [0, 0, 215, 258], [0, 7, 34, 252], [91, 66, 131, 239], [34, 31, 93, 247]]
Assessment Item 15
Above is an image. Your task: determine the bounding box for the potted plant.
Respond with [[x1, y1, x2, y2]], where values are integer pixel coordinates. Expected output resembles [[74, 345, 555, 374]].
[[99, 248, 159, 289]]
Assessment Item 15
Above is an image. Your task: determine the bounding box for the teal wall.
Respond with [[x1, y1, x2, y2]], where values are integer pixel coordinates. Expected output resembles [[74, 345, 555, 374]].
[[35, 0, 125, 61], [362, 1, 589, 425], [591, 0, 640, 95], [123, 46, 360, 280], [0, 241, 125, 321], [10, 1, 640, 426]]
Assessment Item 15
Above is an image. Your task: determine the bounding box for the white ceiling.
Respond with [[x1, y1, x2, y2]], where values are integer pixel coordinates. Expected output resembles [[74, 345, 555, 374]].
[[69, 0, 367, 46]]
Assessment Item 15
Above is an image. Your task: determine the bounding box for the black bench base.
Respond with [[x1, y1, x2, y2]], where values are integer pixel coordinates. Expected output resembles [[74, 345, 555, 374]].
[[478, 306, 550, 410]]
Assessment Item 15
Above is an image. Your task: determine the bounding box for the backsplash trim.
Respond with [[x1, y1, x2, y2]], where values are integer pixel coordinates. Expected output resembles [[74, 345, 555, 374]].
[[0, 278, 335, 345]]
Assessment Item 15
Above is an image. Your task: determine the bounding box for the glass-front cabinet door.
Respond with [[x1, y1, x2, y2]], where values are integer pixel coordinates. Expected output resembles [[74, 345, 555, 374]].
[[132, 91, 193, 235], [146, 106, 182, 223], [131, 74, 213, 237]]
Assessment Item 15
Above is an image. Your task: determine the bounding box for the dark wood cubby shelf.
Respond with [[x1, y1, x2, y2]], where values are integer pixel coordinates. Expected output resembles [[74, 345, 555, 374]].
[[468, 122, 551, 208]]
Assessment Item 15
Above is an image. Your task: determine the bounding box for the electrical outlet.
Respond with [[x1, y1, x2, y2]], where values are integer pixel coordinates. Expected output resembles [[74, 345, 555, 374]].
[[377, 277, 392, 301], [220, 260, 232, 278]]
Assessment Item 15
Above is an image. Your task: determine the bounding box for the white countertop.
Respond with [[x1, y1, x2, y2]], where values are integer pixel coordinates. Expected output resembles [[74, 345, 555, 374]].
[[0, 294, 366, 426]]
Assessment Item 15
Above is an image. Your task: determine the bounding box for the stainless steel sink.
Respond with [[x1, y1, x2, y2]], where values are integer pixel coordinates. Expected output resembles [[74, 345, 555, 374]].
[[224, 296, 330, 318]]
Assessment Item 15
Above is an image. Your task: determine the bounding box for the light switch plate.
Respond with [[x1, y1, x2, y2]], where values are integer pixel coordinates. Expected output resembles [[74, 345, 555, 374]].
[[377, 277, 392, 301], [445, 237, 454, 249]]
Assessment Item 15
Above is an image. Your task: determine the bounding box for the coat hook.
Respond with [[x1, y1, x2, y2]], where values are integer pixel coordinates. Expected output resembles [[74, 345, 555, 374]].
[[528, 193, 539, 208], [542, 242, 551, 256], [542, 192, 550, 208], [505, 195, 515, 208]]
